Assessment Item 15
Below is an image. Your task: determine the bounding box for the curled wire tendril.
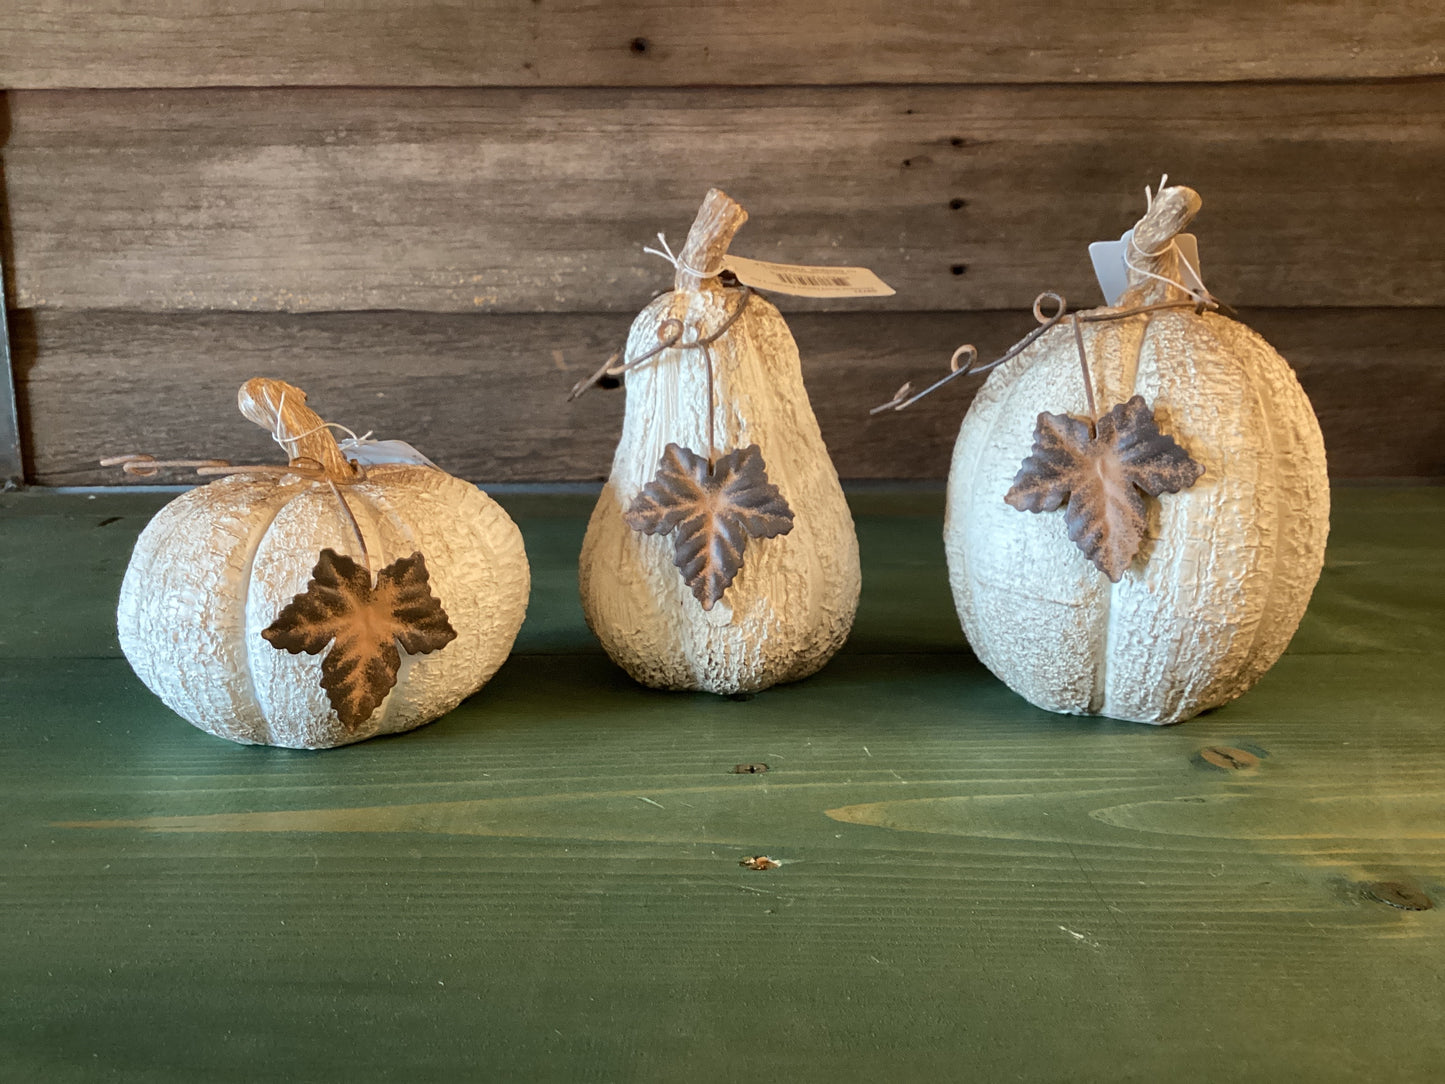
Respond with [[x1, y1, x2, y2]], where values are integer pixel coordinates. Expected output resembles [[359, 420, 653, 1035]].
[[870, 291, 1221, 415]]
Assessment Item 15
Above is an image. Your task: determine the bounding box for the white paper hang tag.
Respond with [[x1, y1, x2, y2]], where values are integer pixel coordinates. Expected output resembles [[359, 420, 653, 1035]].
[[723, 254, 895, 298], [1089, 229, 1205, 306], [338, 438, 439, 469]]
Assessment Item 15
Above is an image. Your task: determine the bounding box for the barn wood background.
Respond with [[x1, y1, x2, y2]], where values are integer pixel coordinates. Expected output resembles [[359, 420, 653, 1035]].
[[1, 2, 1442, 487]]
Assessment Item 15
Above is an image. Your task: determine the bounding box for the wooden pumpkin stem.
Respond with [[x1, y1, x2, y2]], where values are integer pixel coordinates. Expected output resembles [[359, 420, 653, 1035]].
[[675, 188, 748, 294], [237, 378, 360, 484], [1119, 184, 1203, 306], [1135, 185, 1201, 247], [673, 190, 748, 462]]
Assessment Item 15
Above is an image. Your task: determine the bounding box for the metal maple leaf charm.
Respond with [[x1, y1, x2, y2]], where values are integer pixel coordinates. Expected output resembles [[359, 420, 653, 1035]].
[[262, 549, 457, 729], [624, 443, 795, 610], [1005, 395, 1204, 583]]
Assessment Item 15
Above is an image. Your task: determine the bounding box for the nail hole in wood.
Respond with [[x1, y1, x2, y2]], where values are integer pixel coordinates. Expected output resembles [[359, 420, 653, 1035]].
[[732, 763, 769, 775], [629, 36, 650, 54], [741, 856, 780, 871], [902, 158, 913, 168], [1364, 881, 1433, 911], [950, 264, 967, 276], [949, 198, 966, 211], [1198, 745, 1260, 772], [950, 137, 967, 147]]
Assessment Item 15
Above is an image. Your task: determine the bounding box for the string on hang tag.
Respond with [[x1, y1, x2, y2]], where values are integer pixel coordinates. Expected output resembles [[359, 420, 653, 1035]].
[[262, 396, 438, 471], [262, 386, 368, 458], [1124, 232, 1212, 306], [642, 232, 725, 281]]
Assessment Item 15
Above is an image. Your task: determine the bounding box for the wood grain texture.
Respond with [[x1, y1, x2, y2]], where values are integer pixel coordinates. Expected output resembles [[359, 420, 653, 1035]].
[[3, 1, 1442, 90], [13, 307, 1445, 486], [0, 487, 1442, 1081], [6, 82, 1445, 313]]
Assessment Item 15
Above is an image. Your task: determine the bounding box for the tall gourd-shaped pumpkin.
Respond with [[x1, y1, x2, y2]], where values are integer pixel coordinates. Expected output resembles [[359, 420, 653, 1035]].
[[946, 185, 1329, 724], [579, 189, 860, 693], [116, 379, 529, 748]]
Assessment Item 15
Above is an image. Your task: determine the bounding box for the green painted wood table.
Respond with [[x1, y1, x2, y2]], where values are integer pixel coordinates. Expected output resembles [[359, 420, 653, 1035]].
[[2, 485, 1443, 1082]]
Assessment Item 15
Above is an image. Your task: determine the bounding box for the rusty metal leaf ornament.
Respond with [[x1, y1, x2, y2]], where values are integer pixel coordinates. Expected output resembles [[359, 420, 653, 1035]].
[[624, 443, 795, 610], [262, 549, 457, 728], [1005, 395, 1204, 582]]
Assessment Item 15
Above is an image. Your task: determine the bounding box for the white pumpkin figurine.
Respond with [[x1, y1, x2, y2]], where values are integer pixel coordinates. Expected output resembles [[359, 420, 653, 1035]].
[[578, 188, 860, 693], [115, 378, 529, 748], [946, 183, 1329, 724]]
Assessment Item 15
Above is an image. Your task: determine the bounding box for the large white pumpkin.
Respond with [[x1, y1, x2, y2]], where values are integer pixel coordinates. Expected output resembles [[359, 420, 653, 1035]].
[[117, 379, 529, 748], [945, 185, 1329, 724], [578, 189, 860, 694]]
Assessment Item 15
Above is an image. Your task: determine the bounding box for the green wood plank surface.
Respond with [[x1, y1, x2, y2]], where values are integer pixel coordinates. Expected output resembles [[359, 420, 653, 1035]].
[[1, 486, 1442, 1081]]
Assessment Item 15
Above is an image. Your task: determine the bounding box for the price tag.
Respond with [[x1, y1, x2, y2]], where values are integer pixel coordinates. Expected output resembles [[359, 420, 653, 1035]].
[[1089, 229, 1205, 306], [723, 255, 895, 298], [338, 438, 438, 469]]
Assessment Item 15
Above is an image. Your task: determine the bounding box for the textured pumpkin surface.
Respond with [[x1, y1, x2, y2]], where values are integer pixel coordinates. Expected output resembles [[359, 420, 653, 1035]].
[[118, 465, 529, 747], [2, 486, 1443, 1082], [580, 286, 860, 694], [947, 308, 1330, 723]]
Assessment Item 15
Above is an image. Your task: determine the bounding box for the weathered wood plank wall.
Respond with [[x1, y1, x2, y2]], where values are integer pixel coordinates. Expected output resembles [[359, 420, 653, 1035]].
[[4, 1, 1443, 86], [2, 3, 1442, 484]]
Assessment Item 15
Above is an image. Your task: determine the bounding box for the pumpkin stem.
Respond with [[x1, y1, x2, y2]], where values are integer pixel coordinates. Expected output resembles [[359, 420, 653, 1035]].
[[675, 188, 748, 295], [1118, 184, 1203, 307], [237, 378, 360, 484]]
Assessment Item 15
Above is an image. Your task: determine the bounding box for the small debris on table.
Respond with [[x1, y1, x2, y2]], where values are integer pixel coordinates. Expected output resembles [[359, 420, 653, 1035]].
[[740, 855, 781, 871]]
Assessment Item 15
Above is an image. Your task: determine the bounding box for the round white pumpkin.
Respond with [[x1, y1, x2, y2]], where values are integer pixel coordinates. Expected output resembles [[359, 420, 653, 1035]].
[[117, 379, 530, 748], [945, 185, 1329, 724], [579, 189, 860, 694]]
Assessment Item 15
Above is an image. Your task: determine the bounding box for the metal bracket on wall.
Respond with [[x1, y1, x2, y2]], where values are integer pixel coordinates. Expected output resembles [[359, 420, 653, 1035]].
[[0, 254, 20, 489]]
